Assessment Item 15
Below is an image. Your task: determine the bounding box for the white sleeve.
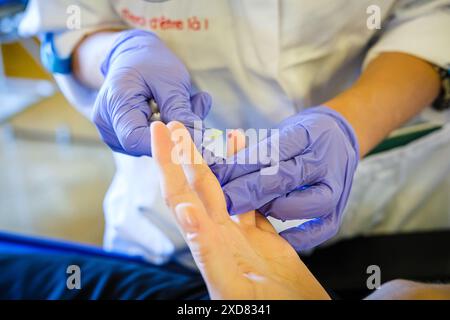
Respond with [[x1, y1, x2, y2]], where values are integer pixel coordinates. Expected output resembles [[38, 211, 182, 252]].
[[18, 0, 125, 118], [364, 0, 450, 69]]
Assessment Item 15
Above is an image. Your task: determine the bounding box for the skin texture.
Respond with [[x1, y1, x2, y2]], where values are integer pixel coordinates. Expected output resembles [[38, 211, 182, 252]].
[[150, 121, 330, 300]]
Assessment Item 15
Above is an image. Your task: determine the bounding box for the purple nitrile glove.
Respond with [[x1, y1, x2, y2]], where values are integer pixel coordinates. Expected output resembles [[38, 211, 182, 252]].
[[92, 29, 211, 156], [210, 106, 359, 252]]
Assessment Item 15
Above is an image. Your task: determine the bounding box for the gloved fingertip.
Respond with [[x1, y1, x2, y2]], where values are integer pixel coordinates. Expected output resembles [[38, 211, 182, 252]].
[[190, 91, 212, 120], [120, 126, 152, 157]]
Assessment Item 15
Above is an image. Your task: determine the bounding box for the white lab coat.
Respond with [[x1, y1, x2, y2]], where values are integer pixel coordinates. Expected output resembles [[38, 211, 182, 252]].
[[19, 0, 450, 265]]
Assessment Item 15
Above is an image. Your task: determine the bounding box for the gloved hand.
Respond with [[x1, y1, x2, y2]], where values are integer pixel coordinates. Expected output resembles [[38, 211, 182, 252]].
[[92, 29, 211, 156], [210, 106, 359, 251]]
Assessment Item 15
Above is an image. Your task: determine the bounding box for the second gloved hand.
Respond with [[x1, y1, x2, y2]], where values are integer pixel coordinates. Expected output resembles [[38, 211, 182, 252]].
[[93, 29, 211, 156], [211, 106, 359, 252]]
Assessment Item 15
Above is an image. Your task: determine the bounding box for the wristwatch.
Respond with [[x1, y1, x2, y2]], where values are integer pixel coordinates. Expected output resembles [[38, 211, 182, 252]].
[[432, 65, 450, 111]]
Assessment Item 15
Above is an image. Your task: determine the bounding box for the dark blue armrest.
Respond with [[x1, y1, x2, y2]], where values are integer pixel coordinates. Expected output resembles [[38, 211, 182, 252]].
[[0, 230, 148, 265]]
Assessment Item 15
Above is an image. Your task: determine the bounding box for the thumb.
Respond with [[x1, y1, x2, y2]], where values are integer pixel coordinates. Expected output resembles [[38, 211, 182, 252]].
[[190, 91, 212, 120], [159, 91, 207, 151], [158, 90, 202, 128]]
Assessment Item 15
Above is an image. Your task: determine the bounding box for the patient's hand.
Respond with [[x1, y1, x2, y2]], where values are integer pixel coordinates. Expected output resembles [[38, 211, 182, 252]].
[[151, 121, 330, 300]]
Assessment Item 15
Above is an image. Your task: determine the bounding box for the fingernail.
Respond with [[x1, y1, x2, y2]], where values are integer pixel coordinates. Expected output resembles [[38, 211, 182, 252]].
[[175, 204, 198, 229]]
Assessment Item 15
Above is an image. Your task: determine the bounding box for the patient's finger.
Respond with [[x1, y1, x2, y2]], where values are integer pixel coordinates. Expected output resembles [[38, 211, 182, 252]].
[[167, 121, 229, 223], [227, 129, 246, 157], [151, 121, 203, 211], [152, 123, 224, 254], [227, 130, 256, 227], [152, 122, 237, 292]]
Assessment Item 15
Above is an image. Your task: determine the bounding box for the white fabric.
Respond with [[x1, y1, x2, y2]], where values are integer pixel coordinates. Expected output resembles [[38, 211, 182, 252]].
[[364, 0, 450, 69], [340, 123, 450, 239], [19, 0, 450, 264]]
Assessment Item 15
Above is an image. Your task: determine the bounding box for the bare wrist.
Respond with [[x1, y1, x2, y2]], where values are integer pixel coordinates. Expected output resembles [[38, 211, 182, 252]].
[[72, 29, 124, 89]]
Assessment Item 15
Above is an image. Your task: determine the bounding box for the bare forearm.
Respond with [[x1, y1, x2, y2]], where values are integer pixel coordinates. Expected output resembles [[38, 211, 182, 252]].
[[366, 280, 450, 300], [72, 30, 123, 89], [326, 52, 440, 157]]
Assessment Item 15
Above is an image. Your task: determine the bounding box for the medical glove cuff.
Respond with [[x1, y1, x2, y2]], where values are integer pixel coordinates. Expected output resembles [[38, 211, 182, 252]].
[[309, 105, 360, 165]]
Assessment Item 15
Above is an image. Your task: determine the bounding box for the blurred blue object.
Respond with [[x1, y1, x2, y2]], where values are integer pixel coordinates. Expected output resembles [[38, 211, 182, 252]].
[[0, 0, 55, 123], [0, 0, 27, 42], [0, 230, 208, 300], [0, 230, 148, 264], [0, 0, 27, 4]]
